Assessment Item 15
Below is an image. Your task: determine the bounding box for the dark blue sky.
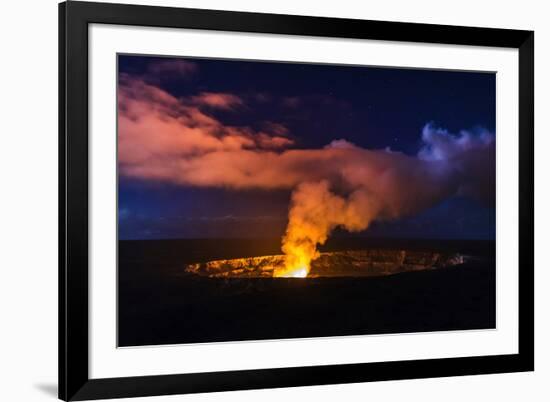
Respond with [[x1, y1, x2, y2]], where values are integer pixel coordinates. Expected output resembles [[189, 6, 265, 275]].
[[118, 55, 496, 240]]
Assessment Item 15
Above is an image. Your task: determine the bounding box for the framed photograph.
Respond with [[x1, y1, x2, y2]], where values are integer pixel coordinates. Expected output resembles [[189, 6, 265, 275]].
[[59, 1, 534, 400]]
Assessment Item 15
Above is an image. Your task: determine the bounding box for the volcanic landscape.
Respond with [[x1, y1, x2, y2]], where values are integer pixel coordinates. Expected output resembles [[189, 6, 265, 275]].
[[118, 237, 495, 347], [186, 249, 465, 278]]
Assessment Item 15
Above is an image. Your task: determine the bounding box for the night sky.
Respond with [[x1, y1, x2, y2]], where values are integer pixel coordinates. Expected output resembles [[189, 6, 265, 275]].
[[118, 55, 496, 240]]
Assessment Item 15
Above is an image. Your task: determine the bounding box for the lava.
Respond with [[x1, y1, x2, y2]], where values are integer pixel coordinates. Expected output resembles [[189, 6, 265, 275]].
[[283, 266, 308, 278], [185, 249, 465, 279]]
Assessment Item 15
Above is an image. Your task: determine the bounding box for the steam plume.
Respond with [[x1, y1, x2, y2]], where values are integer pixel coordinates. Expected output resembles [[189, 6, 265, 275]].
[[118, 76, 495, 277]]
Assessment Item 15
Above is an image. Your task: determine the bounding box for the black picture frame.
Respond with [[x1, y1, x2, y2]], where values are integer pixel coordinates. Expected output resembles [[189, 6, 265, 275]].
[[59, 1, 534, 400]]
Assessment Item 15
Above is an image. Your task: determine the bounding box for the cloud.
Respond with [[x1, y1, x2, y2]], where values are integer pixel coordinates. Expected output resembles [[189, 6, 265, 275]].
[[119, 76, 494, 200], [282, 96, 301, 108], [325, 139, 356, 149], [190, 92, 244, 110], [146, 59, 198, 77], [254, 93, 271, 103], [418, 123, 494, 161], [263, 121, 289, 137], [418, 123, 495, 204], [121, 59, 198, 86], [256, 133, 294, 149], [118, 76, 294, 171]]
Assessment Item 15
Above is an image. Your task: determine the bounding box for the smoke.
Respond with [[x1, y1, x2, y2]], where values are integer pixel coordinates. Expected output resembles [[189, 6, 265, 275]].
[[118, 76, 495, 277], [276, 181, 380, 276], [276, 128, 495, 276]]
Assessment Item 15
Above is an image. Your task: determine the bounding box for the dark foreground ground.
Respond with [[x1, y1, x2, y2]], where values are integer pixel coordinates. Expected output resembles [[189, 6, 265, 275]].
[[118, 238, 495, 346]]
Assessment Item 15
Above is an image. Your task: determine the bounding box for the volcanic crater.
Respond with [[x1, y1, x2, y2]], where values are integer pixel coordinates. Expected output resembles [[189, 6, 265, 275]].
[[185, 249, 465, 278]]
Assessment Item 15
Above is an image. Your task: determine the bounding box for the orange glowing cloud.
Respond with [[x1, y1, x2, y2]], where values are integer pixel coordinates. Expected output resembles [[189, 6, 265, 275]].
[[118, 75, 494, 198], [190, 92, 244, 110]]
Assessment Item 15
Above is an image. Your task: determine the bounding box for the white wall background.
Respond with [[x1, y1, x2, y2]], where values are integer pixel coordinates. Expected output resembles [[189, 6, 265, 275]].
[[0, 0, 546, 401]]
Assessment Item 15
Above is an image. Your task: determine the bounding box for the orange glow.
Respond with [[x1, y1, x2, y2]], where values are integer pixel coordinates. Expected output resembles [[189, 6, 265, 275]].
[[274, 262, 310, 278], [274, 181, 373, 279], [285, 266, 308, 278], [185, 249, 466, 279], [274, 239, 316, 278]]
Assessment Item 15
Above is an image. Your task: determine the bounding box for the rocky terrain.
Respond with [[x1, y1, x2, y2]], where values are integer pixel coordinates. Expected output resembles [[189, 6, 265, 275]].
[[119, 238, 494, 346], [185, 249, 465, 278]]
